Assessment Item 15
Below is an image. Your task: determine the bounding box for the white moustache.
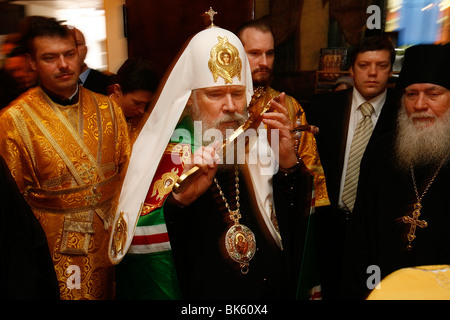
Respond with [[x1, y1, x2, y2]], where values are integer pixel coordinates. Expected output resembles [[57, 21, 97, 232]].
[[216, 114, 247, 126], [410, 112, 436, 120]]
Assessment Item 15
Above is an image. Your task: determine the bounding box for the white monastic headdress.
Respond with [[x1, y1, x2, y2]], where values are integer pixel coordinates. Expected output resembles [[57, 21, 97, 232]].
[[108, 26, 279, 264]]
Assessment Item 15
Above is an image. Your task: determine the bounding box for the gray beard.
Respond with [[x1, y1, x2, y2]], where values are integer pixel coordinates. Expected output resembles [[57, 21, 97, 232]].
[[189, 96, 248, 170], [395, 105, 450, 171]]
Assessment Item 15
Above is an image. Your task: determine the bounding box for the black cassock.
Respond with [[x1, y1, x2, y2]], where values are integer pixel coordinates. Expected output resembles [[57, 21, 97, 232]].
[[0, 156, 59, 299], [343, 132, 450, 299], [165, 164, 313, 299]]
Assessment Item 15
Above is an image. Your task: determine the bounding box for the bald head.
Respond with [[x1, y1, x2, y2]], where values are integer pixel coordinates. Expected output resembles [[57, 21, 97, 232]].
[[74, 28, 88, 72]]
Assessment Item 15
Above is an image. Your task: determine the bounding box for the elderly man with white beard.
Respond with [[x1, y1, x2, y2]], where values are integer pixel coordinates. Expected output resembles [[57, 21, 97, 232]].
[[109, 20, 317, 300], [342, 43, 450, 300]]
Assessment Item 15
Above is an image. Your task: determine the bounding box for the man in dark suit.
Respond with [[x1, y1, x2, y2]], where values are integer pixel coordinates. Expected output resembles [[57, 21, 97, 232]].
[[74, 28, 113, 95], [343, 43, 450, 299], [304, 36, 398, 299]]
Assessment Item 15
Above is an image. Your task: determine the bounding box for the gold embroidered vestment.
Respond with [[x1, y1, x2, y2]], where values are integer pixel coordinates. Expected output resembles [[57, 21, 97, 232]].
[[266, 87, 329, 207], [0, 87, 131, 299]]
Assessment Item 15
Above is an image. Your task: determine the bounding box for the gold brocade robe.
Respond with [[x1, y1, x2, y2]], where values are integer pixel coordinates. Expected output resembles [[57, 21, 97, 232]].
[[266, 87, 330, 207], [0, 87, 131, 300]]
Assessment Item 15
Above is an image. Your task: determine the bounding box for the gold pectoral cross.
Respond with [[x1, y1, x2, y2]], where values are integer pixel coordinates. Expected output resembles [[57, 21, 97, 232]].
[[402, 202, 428, 251]]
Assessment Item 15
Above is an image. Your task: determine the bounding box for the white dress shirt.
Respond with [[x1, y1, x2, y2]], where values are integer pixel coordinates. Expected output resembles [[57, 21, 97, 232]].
[[78, 68, 91, 85]]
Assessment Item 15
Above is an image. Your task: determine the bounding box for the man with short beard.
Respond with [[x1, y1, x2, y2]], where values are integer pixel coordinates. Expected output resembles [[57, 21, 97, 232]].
[[237, 19, 329, 208], [342, 43, 450, 299]]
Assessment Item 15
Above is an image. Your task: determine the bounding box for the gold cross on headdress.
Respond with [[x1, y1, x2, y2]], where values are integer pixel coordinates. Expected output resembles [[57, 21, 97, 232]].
[[205, 7, 217, 27]]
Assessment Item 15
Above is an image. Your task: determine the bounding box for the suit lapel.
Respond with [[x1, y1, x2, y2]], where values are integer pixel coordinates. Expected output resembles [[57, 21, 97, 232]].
[[370, 88, 398, 145], [336, 90, 353, 183]]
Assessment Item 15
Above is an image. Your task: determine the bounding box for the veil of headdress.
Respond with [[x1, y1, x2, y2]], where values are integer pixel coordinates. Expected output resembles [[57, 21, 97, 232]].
[[108, 26, 280, 263]]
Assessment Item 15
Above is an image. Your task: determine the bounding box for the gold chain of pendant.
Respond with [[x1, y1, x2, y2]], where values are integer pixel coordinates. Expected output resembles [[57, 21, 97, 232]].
[[213, 167, 240, 224]]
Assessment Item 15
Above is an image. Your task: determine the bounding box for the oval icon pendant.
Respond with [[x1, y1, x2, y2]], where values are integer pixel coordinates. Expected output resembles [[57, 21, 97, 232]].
[[225, 223, 256, 274]]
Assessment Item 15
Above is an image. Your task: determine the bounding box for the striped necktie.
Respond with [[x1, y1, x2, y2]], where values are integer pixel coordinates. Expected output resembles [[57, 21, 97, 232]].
[[342, 102, 374, 212]]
